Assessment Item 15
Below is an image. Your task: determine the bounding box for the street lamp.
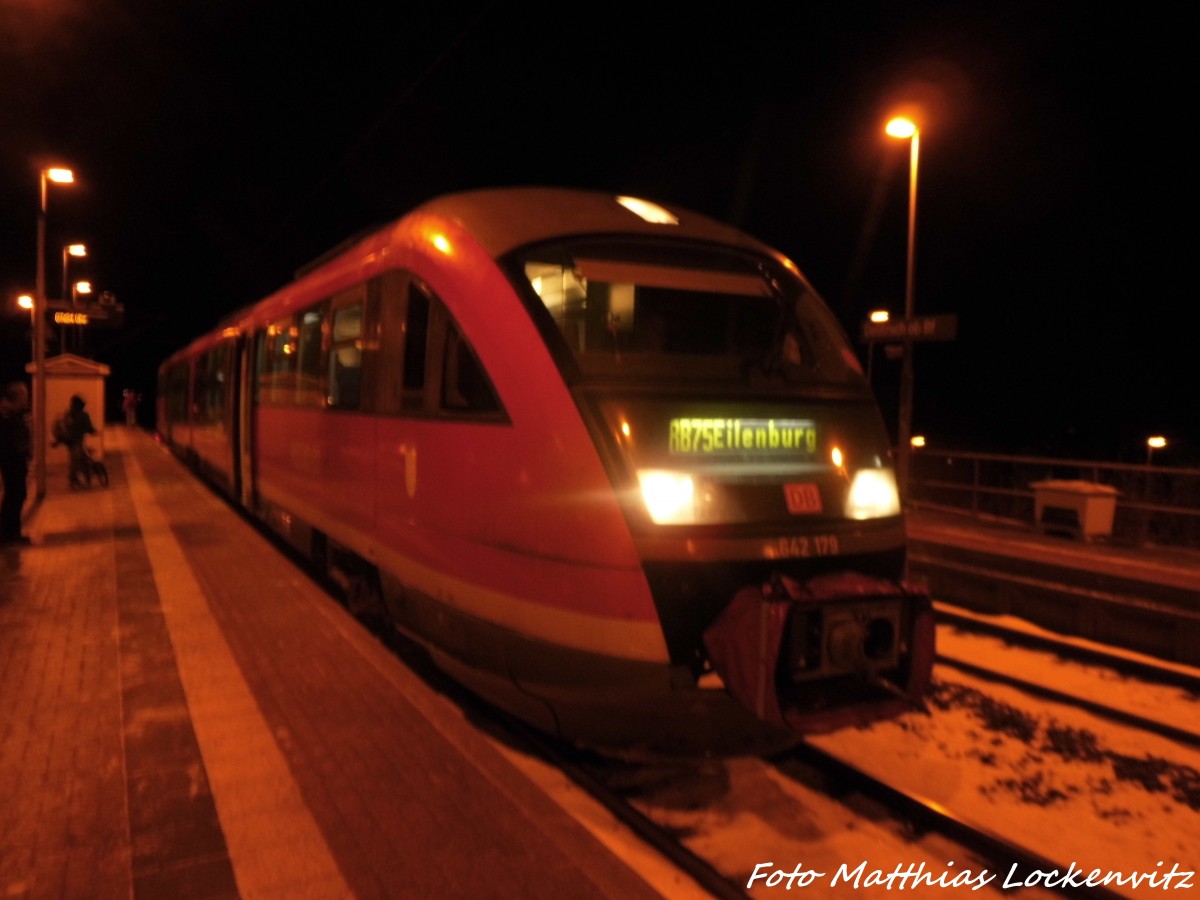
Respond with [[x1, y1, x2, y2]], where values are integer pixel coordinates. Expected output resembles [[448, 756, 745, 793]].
[[61, 244, 87, 353], [885, 115, 920, 505], [34, 166, 76, 500], [63, 243, 87, 304], [1146, 435, 1166, 465], [866, 309, 889, 381]]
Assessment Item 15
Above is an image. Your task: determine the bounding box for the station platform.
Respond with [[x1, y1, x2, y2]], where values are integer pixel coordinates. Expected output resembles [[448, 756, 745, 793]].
[[0, 428, 674, 900], [907, 504, 1200, 598]]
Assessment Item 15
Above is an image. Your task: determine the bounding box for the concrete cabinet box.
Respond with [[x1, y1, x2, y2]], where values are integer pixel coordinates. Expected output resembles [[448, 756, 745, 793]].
[[1030, 479, 1119, 542]]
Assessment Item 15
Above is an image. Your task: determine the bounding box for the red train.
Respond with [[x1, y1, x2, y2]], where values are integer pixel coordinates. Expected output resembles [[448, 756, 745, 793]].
[[158, 188, 934, 757]]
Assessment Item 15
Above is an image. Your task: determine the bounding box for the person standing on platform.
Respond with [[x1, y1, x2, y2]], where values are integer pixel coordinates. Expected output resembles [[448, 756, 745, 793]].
[[0, 382, 32, 545], [122, 388, 139, 427], [56, 394, 97, 489]]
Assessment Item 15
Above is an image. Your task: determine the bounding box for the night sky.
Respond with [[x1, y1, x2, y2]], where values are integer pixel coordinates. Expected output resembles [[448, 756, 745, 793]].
[[1, 2, 1193, 462]]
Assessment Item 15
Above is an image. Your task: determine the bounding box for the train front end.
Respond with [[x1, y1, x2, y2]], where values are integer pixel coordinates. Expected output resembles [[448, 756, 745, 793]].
[[503, 208, 934, 754]]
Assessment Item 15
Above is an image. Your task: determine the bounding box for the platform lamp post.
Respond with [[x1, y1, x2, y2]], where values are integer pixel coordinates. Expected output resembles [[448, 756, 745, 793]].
[[63, 243, 86, 306], [61, 244, 87, 353], [1146, 436, 1166, 465], [34, 166, 76, 500], [866, 309, 889, 381], [66, 280, 93, 354], [885, 116, 920, 506]]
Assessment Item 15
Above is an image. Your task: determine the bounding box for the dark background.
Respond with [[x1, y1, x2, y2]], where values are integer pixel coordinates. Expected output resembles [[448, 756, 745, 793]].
[[1, 2, 1193, 462]]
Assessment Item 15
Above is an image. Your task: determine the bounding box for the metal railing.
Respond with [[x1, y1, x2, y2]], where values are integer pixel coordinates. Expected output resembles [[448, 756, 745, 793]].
[[908, 449, 1200, 549]]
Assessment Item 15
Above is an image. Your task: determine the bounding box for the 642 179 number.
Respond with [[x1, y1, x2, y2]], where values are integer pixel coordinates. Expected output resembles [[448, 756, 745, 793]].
[[773, 533, 840, 559]]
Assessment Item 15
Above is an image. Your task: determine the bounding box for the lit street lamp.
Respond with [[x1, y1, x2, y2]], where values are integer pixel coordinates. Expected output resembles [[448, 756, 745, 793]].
[[1146, 435, 1167, 465], [34, 166, 75, 500], [885, 115, 920, 506], [63, 243, 87, 305], [866, 309, 889, 381], [61, 244, 87, 353]]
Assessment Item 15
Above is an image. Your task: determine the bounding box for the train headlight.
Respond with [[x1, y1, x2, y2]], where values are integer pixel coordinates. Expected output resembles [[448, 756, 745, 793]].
[[844, 468, 900, 520], [637, 469, 696, 524]]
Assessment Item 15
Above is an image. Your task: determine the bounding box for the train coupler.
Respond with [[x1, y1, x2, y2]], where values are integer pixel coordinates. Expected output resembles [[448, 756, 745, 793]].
[[702, 571, 935, 732]]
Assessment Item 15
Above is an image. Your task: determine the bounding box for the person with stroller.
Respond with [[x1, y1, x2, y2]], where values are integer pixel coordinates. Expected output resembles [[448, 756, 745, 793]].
[[54, 394, 98, 489]]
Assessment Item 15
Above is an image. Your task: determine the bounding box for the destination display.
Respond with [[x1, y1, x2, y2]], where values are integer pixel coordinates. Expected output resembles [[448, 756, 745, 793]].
[[668, 417, 818, 455]]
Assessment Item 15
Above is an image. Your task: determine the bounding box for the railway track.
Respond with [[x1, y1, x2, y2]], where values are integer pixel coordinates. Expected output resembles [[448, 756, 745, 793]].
[[343, 597, 1198, 899], [497, 704, 1156, 900], [935, 603, 1200, 748], [314, 545, 1199, 899]]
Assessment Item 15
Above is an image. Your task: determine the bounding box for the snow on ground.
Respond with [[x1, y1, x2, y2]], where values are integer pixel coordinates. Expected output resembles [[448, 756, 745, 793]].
[[802, 625, 1200, 897], [498, 622, 1199, 898]]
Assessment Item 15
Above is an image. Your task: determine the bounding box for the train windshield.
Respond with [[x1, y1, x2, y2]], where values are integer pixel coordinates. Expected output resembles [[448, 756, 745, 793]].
[[514, 244, 861, 387]]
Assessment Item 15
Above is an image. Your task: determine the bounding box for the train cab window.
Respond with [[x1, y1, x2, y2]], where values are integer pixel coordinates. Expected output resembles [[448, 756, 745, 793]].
[[328, 297, 363, 409], [295, 306, 325, 407], [515, 247, 861, 388]]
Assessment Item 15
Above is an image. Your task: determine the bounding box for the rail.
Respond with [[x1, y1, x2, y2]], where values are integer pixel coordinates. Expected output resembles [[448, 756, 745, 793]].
[[908, 449, 1200, 549]]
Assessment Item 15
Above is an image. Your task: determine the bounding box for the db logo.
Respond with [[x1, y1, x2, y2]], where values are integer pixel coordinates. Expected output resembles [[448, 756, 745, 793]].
[[784, 482, 822, 514]]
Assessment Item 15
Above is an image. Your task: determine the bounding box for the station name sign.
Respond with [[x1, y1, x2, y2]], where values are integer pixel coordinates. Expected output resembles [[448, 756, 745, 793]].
[[46, 299, 125, 329], [861, 313, 957, 343]]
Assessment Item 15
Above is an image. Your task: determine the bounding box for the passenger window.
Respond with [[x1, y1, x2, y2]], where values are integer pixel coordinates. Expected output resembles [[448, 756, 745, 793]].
[[373, 272, 408, 415], [328, 302, 363, 409], [296, 305, 325, 407], [261, 317, 297, 404]]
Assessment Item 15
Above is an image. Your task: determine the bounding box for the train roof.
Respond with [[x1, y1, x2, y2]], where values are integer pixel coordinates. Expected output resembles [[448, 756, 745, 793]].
[[412, 187, 777, 259], [162, 187, 787, 368]]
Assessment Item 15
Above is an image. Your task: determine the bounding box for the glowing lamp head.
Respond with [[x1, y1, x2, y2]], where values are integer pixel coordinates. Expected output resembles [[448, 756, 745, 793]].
[[885, 117, 918, 139], [637, 469, 695, 525], [845, 468, 901, 520], [67, 243, 87, 258], [17, 294, 34, 310], [46, 167, 75, 184], [1147, 436, 1167, 450]]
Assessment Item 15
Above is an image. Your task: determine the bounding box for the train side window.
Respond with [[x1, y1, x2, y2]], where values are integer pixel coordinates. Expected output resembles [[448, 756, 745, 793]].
[[373, 271, 408, 416], [440, 320, 500, 413], [402, 283, 430, 410], [167, 361, 189, 424], [195, 346, 227, 425], [295, 305, 325, 407], [328, 298, 363, 410], [261, 316, 297, 404]]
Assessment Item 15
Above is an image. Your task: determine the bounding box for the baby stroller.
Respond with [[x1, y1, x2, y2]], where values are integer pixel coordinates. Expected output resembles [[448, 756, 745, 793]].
[[78, 446, 109, 488]]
